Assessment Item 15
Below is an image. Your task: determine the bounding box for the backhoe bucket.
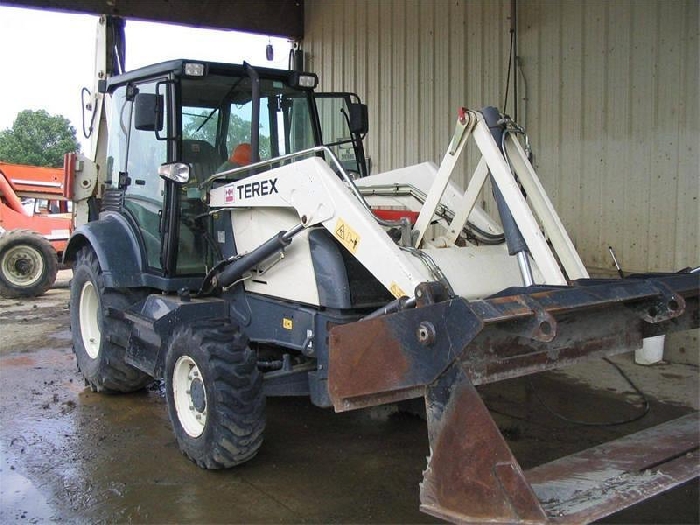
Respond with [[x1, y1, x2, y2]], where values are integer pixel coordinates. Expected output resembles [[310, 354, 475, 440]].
[[328, 273, 699, 523]]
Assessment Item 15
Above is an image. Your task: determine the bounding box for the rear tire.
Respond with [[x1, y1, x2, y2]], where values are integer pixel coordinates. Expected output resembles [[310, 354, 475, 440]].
[[70, 245, 151, 392], [0, 230, 58, 298], [165, 320, 265, 469]]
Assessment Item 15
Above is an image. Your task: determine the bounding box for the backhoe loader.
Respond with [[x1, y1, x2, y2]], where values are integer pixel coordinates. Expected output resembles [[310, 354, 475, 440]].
[[64, 23, 698, 522]]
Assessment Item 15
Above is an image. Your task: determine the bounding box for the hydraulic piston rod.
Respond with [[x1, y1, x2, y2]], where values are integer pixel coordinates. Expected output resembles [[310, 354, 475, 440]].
[[214, 223, 305, 289]]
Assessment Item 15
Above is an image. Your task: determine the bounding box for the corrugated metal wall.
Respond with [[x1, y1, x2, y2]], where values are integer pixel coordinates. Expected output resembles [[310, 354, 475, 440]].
[[305, 0, 511, 183], [304, 0, 699, 273], [519, 0, 699, 273]]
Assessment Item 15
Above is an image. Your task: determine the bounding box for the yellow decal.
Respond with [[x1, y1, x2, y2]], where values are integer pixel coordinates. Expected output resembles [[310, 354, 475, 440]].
[[334, 218, 361, 254], [389, 282, 406, 299], [283, 318, 294, 330]]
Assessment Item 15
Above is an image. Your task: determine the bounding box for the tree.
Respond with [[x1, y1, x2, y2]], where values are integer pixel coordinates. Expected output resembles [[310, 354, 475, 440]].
[[0, 110, 80, 167]]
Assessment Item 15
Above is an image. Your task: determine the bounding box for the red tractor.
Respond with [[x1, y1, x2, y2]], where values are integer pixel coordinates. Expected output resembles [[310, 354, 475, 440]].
[[0, 161, 73, 298]]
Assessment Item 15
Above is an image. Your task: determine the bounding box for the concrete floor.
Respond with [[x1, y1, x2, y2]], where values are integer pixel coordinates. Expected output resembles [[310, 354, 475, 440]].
[[0, 272, 698, 524]]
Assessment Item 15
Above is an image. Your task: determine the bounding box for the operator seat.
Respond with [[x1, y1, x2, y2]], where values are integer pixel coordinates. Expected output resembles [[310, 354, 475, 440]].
[[182, 140, 222, 183], [177, 140, 221, 274]]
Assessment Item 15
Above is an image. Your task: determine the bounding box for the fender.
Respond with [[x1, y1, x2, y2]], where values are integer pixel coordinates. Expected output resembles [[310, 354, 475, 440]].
[[64, 212, 146, 288]]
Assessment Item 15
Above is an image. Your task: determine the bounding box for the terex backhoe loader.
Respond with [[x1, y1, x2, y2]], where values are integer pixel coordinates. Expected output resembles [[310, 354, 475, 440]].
[[64, 52, 699, 523]]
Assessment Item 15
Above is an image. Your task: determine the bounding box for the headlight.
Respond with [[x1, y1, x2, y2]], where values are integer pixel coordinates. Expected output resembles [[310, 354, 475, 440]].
[[159, 162, 190, 184], [288, 71, 318, 90], [183, 62, 205, 77]]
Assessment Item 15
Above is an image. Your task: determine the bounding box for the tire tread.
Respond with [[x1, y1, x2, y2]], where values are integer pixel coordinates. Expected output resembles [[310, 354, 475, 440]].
[[166, 320, 265, 469], [71, 246, 151, 393], [0, 229, 58, 298]]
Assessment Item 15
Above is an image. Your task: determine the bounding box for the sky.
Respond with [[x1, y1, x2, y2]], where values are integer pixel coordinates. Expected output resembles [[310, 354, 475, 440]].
[[0, 6, 292, 152]]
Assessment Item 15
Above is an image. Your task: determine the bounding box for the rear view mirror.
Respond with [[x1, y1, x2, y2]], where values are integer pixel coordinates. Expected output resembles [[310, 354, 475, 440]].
[[134, 93, 163, 132], [348, 103, 368, 135]]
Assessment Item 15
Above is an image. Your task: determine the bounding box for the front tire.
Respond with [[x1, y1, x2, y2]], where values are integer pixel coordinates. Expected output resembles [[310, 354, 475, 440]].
[[0, 230, 58, 298], [165, 320, 265, 469], [70, 245, 151, 392]]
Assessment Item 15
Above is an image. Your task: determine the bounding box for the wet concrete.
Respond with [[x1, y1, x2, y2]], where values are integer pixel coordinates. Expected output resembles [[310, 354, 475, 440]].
[[0, 276, 697, 524]]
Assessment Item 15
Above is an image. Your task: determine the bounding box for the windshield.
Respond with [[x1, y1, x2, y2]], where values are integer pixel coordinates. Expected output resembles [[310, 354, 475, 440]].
[[174, 73, 318, 276], [180, 74, 316, 179]]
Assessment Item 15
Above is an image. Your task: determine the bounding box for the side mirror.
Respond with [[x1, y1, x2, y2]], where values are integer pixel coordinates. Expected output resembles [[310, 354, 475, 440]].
[[158, 162, 190, 184], [134, 93, 163, 132], [348, 103, 368, 135]]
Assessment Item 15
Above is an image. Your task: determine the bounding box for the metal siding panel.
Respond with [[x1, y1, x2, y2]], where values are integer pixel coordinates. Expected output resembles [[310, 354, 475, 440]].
[[306, 0, 509, 177], [304, 0, 696, 272], [378, 1, 394, 173], [559, 3, 584, 246], [448, 0, 466, 110], [449, 1, 472, 191], [624, 1, 655, 271], [354, 1, 367, 109], [406, 0, 421, 166], [675, 0, 700, 267], [529, 2, 562, 210], [434, 1, 449, 164], [392, 0, 407, 169], [648, 1, 681, 271], [518, 0, 697, 272], [342, 0, 356, 91], [419, 0, 435, 168], [333, 0, 345, 88], [579, 0, 607, 270], [366, 0, 381, 174], [602, 1, 633, 273]]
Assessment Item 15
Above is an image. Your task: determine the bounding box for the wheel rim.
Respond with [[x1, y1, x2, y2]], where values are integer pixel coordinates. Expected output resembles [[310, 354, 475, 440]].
[[79, 281, 101, 359], [173, 356, 207, 438], [1, 245, 44, 287]]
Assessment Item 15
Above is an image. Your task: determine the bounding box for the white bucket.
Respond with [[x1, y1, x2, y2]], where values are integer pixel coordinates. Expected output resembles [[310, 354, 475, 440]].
[[635, 335, 665, 365]]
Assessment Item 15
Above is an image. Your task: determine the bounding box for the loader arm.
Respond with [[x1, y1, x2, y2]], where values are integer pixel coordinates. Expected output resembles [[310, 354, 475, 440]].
[[209, 149, 433, 299], [208, 108, 591, 304]]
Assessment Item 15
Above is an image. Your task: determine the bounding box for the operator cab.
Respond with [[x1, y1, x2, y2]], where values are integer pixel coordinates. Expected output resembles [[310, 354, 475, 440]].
[[99, 59, 368, 283]]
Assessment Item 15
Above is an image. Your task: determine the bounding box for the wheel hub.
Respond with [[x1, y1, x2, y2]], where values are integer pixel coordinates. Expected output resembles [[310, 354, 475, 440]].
[[1, 245, 44, 286], [78, 280, 101, 359], [173, 355, 207, 438], [190, 378, 206, 413], [14, 257, 32, 275]]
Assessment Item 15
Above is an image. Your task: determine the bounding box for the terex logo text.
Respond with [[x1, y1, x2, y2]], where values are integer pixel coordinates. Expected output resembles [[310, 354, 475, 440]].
[[237, 178, 279, 200]]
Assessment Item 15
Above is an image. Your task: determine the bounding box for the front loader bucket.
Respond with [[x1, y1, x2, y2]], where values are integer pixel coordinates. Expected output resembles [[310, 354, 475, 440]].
[[328, 273, 699, 523]]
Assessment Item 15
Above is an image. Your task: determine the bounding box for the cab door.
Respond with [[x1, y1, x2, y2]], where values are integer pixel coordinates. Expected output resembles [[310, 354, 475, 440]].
[[121, 79, 171, 272]]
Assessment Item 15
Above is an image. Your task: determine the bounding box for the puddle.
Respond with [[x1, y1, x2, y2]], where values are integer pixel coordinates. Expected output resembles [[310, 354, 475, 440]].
[[0, 443, 54, 523]]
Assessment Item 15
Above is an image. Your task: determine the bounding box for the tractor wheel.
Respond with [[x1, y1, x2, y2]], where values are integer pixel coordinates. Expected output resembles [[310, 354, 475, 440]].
[[165, 320, 265, 469], [70, 245, 152, 392], [0, 229, 58, 299]]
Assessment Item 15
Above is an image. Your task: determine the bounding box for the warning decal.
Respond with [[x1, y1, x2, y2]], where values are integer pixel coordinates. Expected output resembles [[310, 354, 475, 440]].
[[389, 282, 406, 299], [334, 218, 361, 254]]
